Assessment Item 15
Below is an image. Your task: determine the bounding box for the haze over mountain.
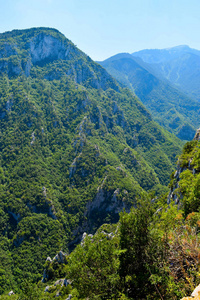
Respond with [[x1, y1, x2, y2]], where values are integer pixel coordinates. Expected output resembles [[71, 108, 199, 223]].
[[99, 50, 200, 140], [132, 45, 200, 102]]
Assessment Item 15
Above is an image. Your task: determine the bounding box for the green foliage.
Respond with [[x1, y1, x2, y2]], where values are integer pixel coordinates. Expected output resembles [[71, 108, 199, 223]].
[[119, 198, 168, 299], [67, 227, 120, 299], [100, 54, 200, 141], [0, 27, 183, 295]]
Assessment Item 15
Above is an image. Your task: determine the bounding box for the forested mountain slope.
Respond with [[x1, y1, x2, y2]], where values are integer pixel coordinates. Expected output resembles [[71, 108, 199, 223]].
[[99, 53, 200, 140], [7, 131, 200, 300], [0, 27, 182, 294], [132, 45, 200, 102]]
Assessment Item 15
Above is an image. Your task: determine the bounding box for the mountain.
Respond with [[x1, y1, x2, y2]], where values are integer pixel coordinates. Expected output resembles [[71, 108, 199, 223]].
[[13, 130, 200, 300], [132, 45, 200, 101], [132, 45, 200, 64], [0, 27, 182, 293], [99, 53, 200, 140]]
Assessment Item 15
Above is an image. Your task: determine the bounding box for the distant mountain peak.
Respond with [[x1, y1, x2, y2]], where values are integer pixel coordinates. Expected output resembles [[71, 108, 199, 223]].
[[165, 45, 190, 50]]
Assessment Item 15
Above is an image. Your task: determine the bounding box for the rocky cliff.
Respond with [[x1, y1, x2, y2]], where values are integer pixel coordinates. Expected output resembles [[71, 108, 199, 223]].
[[0, 28, 119, 91], [168, 128, 200, 215]]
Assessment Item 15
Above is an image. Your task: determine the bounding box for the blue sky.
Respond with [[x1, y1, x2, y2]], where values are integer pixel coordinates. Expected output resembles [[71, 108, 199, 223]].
[[1, 0, 200, 60]]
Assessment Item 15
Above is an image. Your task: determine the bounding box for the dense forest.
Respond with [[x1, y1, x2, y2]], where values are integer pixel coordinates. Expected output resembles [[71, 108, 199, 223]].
[[99, 53, 200, 141], [0, 27, 199, 299]]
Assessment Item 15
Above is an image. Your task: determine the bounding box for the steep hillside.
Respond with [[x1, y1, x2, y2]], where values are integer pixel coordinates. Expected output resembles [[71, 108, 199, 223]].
[[99, 53, 200, 140], [132, 46, 200, 102], [0, 27, 182, 293], [11, 131, 200, 300], [168, 129, 200, 215]]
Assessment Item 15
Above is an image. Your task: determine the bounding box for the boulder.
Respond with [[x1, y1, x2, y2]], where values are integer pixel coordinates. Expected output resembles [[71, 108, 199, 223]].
[[8, 290, 15, 295]]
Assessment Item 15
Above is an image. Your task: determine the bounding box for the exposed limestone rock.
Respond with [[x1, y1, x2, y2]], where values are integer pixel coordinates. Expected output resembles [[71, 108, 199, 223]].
[[84, 177, 129, 227], [86, 186, 105, 211], [0, 57, 22, 76], [69, 152, 82, 178], [41, 187, 57, 219], [77, 116, 87, 136], [101, 230, 114, 240], [48, 203, 57, 220], [42, 186, 47, 198], [81, 232, 87, 246], [44, 286, 50, 292], [181, 283, 200, 299], [53, 251, 67, 264], [46, 256, 52, 262], [6, 98, 13, 111], [54, 278, 69, 287], [168, 128, 200, 205], [42, 252, 68, 283], [106, 188, 127, 214], [167, 162, 185, 205], [81, 232, 93, 246], [45, 198, 57, 219], [0, 43, 17, 59], [73, 135, 85, 156], [0, 59, 20, 76], [8, 290, 15, 296], [29, 33, 68, 64], [194, 128, 200, 140], [30, 131, 35, 145]]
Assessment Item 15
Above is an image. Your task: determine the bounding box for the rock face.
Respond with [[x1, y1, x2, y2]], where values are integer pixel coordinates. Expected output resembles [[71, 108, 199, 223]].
[[194, 128, 200, 140], [0, 28, 119, 91], [53, 251, 67, 264], [42, 251, 67, 283], [85, 183, 128, 219], [167, 162, 185, 205], [168, 128, 200, 205], [44, 278, 70, 295], [30, 33, 69, 64], [0, 43, 17, 58], [181, 283, 200, 299], [8, 290, 15, 296]]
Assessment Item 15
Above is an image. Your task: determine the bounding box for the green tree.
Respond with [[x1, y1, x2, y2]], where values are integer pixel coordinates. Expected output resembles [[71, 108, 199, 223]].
[[119, 198, 169, 299], [67, 229, 120, 299]]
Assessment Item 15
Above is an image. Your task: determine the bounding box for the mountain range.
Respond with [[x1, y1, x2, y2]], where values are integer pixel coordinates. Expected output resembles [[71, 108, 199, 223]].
[[99, 46, 200, 141], [132, 45, 200, 100], [0, 27, 184, 294]]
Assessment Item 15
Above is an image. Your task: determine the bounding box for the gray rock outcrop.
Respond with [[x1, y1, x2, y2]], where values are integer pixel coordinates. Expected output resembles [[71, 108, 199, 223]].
[[53, 251, 67, 264], [8, 290, 15, 296]]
